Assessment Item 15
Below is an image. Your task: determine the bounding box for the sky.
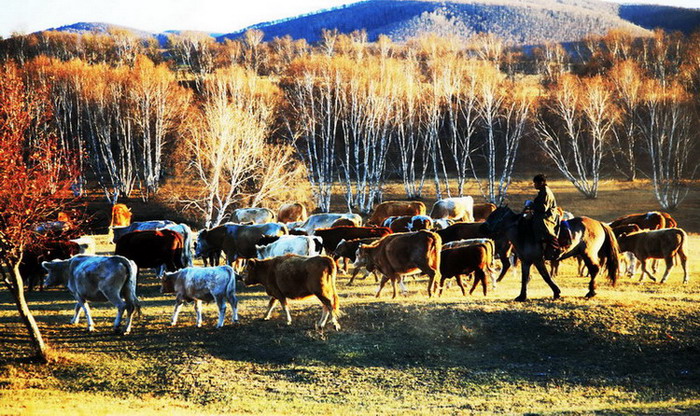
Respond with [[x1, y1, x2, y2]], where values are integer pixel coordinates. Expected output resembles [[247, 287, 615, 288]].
[[1, 0, 699, 39]]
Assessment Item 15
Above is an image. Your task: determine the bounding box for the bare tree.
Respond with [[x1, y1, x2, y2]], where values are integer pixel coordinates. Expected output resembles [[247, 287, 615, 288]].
[[536, 75, 617, 199], [609, 60, 644, 181], [638, 81, 697, 210]]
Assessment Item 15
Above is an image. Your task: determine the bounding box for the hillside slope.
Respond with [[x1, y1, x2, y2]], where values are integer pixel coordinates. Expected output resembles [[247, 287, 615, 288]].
[[218, 0, 653, 44]]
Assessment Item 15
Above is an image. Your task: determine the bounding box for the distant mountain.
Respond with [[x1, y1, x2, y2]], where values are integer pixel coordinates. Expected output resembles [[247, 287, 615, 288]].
[[619, 4, 700, 34], [218, 0, 700, 45], [47, 22, 155, 38]]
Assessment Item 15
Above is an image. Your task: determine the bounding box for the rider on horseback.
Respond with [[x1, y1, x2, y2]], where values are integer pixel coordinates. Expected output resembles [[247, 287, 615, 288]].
[[525, 174, 562, 261]]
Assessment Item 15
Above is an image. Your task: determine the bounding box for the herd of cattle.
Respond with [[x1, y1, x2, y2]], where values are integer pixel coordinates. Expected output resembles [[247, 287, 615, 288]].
[[27, 197, 689, 334]]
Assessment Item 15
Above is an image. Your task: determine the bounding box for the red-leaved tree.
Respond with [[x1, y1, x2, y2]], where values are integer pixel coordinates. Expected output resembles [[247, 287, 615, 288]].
[[0, 62, 79, 362]]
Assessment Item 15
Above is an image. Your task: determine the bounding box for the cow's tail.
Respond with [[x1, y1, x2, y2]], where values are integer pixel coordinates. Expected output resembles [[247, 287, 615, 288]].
[[124, 258, 142, 318], [183, 224, 193, 267], [599, 223, 620, 286], [225, 265, 238, 303]]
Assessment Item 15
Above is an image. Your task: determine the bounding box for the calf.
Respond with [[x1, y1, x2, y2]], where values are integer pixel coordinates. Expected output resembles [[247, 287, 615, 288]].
[[355, 230, 442, 298], [256, 235, 324, 259], [42, 255, 140, 334], [161, 266, 239, 328], [617, 228, 688, 284], [243, 255, 340, 330], [609, 212, 666, 231], [332, 237, 381, 284], [439, 243, 493, 296]]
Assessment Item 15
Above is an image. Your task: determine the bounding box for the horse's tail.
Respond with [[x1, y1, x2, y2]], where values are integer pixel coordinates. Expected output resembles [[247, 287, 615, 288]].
[[599, 222, 620, 286]]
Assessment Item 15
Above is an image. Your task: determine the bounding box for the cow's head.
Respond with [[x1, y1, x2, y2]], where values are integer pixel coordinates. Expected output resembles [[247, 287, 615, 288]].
[[41, 259, 71, 287], [332, 239, 347, 260], [255, 245, 267, 259], [354, 244, 375, 272], [241, 259, 260, 286], [195, 229, 209, 258], [161, 271, 177, 294]]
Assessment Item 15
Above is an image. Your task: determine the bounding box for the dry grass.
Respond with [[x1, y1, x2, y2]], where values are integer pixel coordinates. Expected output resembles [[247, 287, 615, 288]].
[[1, 179, 699, 415]]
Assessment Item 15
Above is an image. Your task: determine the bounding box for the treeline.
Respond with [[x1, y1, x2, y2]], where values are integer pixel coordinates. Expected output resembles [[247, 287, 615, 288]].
[[1, 27, 698, 223]]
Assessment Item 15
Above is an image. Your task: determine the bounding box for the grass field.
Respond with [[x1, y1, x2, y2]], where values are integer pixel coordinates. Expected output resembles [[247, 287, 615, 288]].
[[1, 179, 699, 415]]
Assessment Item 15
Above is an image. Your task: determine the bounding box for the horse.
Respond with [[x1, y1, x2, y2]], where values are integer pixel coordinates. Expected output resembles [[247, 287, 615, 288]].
[[480, 206, 620, 301]]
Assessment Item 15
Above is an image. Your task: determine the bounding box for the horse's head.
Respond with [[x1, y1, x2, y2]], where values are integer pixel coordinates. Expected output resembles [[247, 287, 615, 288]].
[[481, 205, 516, 236]]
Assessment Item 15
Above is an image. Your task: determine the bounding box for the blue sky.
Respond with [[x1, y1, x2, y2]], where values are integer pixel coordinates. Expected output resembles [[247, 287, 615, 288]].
[[1, 0, 698, 38]]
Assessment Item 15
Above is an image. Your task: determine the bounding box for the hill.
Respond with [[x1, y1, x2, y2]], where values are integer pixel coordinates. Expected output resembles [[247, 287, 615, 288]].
[[619, 4, 700, 34], [218, 0, 657, 45]]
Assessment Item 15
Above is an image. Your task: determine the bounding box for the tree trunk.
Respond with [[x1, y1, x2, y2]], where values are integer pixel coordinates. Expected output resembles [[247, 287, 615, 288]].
[[1, 258, 48, 363]]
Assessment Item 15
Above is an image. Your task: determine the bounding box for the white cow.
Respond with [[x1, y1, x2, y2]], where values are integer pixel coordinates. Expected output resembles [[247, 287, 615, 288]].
[[111, 220, 175, 244], [430, 197, 474, 222], [42, 255, 140, 334], [255, 235, 324, 259], [232, 208, 275, 224], [161, 266, 239, 328], [297, 213, 363, 235]]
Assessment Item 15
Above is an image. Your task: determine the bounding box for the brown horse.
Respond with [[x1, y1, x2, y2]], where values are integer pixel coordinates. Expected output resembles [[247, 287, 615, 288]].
[[481, 206, 620, 301]]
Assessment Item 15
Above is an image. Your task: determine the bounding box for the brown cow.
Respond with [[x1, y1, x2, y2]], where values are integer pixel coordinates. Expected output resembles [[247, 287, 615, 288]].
[[617, 228, 688, 284], [356, 230, 442, 298], [243, 255, 340, 330], [115, 229, 184, 273], [330, 218, 357, 228], [110, 203, 132, 228], [439, 243, 493, 296], [609, 212, 666, 231], [313, 226, 391, 255], [384, 215, 433, 233], [366, 201, 426, 226], [473, 203, 497, 222], [659, 212, 678, 228], [277, 203, 308, 224], [20, 240, 81, 291]]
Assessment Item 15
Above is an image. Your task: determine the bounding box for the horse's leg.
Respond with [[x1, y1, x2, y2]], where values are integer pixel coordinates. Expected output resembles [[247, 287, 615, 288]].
[[549, 260, 558, 279], [515, 261, 532, 302], [580, 254, 600, 299], [534, 260, 561, 300], [497, 254, 511, 283]]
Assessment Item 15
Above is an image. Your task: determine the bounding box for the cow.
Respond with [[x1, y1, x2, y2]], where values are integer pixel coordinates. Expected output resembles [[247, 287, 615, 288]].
[[111, 220, 175, 244], [20, 240, 81, 291], [110, 203, 132, 228], [313, 226, 391, 255], [439, 243, 493, 296], [473, 203, 497, 222], [332, 237, 381, 283], [33, 221, 76, 239], [162, 223, 194, 268], [196, 223, 288, 267], [432, 218, 455, 230], [355, 230, 442, 298], [232, 207, 275, 224], [277, 203, 308, 224], [115, 229, 184, 274], [330, 217, 358, 228], [256, 235, 324, 259], [366, 201, 426, 226], [161, 266, 239, 328], [609, 212, 666, 231], [42, 255, 140, 334], [617, 228, 688, 284], [659, 212, 678, 228], [407, 215, 433, 232], [384, 215, 433, 232], [243, 255, 341, 330], [430, 197, 474, 222], [296, 213, 363, 235]]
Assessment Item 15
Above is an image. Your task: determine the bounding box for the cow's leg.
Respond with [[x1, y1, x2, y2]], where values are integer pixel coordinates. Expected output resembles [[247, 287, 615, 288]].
[[216, 296, 227, 328], [263, 298, 278, 320], [455, 275, 467, 296], [228, 293, 239, 323], [640, 260, 657, 282], [678, 249, 688, 284], [315, 294, 334, 330], [279, 299, 292, 325], [534, 260, 561, 300], [398, 276, 408, 296], [103, 291, 127, 333], [375, 275, 389, 298], [660, 256, 674, 284], [438, 275, 448, 296], [80, 301, 95, 332], [70, 302, 82, 325], [194, 299, 203, 327], [391, 277, 398, 299], [171, 299, 184, 326], [348, 266, 361, 286]]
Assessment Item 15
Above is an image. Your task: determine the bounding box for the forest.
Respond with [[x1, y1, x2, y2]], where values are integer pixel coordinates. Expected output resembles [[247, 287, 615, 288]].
[[0, 26, 698, 227]]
